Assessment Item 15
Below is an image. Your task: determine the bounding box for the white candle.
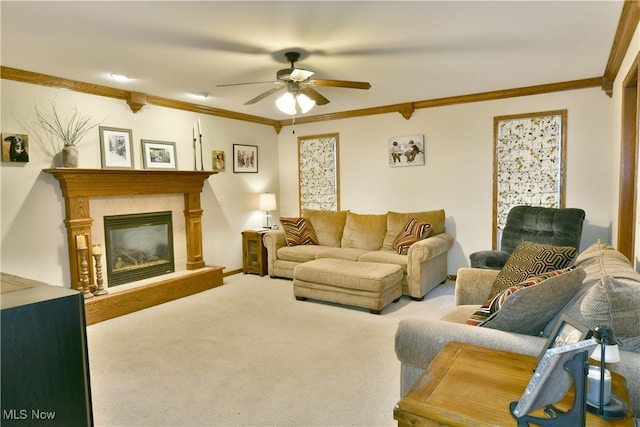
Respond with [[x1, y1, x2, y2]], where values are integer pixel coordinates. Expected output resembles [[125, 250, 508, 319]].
[[198, 118, 202, 136], [586, 366, 611, 405], [92, 244, 102, 256], [193, 123, 196, 140], [76, 235, 86, 249]]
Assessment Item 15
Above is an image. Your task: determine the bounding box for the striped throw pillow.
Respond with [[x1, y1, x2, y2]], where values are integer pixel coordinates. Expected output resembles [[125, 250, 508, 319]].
[[280, 217, 319, 246], [466, 266, 579, 327], [392, 217, 432, 255]]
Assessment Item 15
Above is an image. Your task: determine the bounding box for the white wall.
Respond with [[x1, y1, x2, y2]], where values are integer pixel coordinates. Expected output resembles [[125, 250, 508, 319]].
[[277, 88, 616, 274], [1, 80, 279, 286]]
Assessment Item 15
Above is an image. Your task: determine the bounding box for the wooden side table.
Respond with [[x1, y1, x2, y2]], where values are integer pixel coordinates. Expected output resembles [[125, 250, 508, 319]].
[[394, 342, 634, 427], [242, 229, 268, 276]]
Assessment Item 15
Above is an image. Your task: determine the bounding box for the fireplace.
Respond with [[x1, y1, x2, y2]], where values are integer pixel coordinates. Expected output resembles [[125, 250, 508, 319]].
[[104, 211, 175, 287]]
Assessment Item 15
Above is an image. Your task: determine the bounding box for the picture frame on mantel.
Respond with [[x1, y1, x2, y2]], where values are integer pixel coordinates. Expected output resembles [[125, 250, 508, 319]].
[[142, 139, 177, 169], [99, 126, 133, 169], [233, 144, 257, 173]]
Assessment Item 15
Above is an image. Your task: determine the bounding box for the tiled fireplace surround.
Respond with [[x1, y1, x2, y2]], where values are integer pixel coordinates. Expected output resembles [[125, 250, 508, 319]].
[[45, 168, 223, 324]]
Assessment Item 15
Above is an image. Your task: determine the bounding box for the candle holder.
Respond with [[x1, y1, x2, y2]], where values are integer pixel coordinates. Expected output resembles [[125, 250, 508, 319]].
[[93, 252, 108, 296], [77, 247, 94, 299]]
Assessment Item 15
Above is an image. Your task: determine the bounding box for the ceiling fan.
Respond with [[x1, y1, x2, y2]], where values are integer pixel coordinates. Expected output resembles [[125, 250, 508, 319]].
[[217, 51, 371, 114]]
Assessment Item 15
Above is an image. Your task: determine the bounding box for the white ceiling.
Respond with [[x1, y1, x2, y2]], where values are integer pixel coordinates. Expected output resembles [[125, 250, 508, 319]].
[[1, 1, 624, 120]]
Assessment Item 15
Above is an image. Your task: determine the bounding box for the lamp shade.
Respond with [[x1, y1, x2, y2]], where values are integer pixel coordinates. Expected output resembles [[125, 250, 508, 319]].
[[258, 193, 277, 211], [590, 344, 620, 363]]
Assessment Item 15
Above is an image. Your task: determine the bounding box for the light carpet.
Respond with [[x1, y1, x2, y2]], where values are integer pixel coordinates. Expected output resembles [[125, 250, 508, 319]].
[[86, 274, 455, 427]]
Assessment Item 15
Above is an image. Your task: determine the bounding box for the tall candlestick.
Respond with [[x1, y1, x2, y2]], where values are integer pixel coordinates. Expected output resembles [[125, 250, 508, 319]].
[[76, 234, 86, 249], [93, 251, 107, 296], [77, 247, 93, 298]]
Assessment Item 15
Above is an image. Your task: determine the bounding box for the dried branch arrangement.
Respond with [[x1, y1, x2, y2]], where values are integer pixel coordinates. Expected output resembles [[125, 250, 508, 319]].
[[34, 100, 100, 147]]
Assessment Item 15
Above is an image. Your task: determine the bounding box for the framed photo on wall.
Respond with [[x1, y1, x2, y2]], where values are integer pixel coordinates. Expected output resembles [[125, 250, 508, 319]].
[[141, 140, 177, 169], [233, 144, 257, 173], [212, 150, 225, 172], [1, 133, 29, 162], [99, 126, 133, 169], [389, 134, 424, 167]]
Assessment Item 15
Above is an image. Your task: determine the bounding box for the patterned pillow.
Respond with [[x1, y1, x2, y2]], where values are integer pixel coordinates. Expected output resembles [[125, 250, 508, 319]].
[[489, 242, 578, 299], [467, 266, 584, 335], [392, 217, 432, 255], [279, 217, 319, 246]]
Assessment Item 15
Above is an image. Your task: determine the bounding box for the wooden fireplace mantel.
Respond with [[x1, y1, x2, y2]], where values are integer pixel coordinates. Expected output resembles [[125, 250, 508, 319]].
[[44, 168, 218, 293]]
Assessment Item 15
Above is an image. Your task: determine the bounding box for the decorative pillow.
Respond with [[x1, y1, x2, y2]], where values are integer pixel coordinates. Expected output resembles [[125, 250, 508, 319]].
[[301, 209, 348, 247], [279, 217, 319, 246], [466, 266, 585, 336], [544, 240, 640, 352], [340, 212, 387, 251], [383, 210, 445, 250], [489, 242, 578, 299], [392, 218, 432, 255]]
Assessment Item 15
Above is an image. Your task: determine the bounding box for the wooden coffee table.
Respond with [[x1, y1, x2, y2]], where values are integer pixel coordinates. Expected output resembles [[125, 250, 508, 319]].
[[394, 342, 633, 426]]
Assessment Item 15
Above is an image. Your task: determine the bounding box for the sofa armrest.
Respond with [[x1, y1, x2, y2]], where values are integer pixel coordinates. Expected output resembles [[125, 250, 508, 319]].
[[407, 232, 454, 262], [263, 230, 287, 276], [454, 267, 499, 306], [395, 317, 546, 393]]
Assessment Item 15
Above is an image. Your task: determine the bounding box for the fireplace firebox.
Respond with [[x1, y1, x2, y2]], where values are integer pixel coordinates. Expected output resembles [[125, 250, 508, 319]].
[[104, 211, 175, 287]]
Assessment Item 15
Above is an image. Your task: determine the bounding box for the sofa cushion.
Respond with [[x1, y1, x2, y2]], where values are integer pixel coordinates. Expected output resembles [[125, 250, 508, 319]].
[[279, 217, 319, 246], [469, 266, 584, 335], [383, 210, 446, 250], [341, 212, 387, 251], [315, 247, 370, 261], [546, 240, 640, 352], [489, 241, 578, 299], [392, 218, 432, 255], [302, 209, 348, 247], [277, 245, 328, 263]]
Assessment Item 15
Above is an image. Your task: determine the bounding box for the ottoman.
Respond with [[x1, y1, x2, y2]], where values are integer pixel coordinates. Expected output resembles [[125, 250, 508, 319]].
[[293, 258, 403, 314]]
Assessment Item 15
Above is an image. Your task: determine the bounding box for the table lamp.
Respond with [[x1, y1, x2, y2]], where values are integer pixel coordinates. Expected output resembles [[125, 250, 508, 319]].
[[258, 193, 277, 229], [586, 325, 627, 419]]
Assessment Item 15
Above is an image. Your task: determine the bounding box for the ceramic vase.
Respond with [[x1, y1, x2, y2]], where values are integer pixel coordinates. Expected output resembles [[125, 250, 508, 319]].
[[61, 145, 79, 168]]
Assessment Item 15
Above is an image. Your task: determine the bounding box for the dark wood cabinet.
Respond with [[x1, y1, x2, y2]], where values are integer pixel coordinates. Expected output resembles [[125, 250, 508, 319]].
[[1, 273, 93, 427], [242, 229, 268, 276]]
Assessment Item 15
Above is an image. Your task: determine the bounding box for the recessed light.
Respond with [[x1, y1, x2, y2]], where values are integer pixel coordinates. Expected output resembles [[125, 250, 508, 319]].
[[192, 92, 210, 99], [110, 73, 133, 82]]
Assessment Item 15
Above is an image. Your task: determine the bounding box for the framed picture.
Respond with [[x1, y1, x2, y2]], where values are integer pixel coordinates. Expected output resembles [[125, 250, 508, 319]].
[[1, 133, 29, 162], [512, 338, 598, 418], [389, 134, 424, 167], [212, 150, 225, 172], [493, 110, 567, 248], [99, 126, 133, 169], [233, 144, 257, 173], [537, 314, 591, 365], [298, 133, 340, 212], [142, 140, 177, 169]]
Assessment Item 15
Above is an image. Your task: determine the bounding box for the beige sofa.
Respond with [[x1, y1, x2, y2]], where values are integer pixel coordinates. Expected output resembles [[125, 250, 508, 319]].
[[263, 209, 454, 300], [395, 241, 640, 419]]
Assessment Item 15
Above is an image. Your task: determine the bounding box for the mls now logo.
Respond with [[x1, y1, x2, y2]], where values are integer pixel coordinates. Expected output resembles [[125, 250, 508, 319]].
[[3, 409, 56, 420]]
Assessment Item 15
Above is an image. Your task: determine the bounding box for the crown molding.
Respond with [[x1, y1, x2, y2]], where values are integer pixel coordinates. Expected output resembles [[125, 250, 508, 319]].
[[602, 0, 640, 97]]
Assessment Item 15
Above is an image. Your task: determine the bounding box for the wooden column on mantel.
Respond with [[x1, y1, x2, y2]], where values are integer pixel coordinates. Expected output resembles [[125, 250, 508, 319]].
[[44, 168, 217, 292]]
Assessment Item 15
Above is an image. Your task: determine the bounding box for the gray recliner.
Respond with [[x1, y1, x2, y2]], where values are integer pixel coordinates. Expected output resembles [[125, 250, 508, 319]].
[[469, 206, 586, 270]]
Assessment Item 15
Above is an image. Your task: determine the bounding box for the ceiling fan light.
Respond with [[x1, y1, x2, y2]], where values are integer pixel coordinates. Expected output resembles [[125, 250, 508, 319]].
[[276, 92, 297, 115], [296, 93, 316, 113]]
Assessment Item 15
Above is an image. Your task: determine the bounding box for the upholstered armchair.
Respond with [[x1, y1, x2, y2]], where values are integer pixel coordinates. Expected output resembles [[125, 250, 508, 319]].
[[469, 206, 586, 270]]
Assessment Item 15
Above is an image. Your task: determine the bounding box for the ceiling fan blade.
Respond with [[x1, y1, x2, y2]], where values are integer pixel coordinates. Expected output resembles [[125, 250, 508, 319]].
[[310, 79, 371, 90], [300, 87, 330, 105], [244, 86, 285, 105], [217, 81, 278, 87]]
